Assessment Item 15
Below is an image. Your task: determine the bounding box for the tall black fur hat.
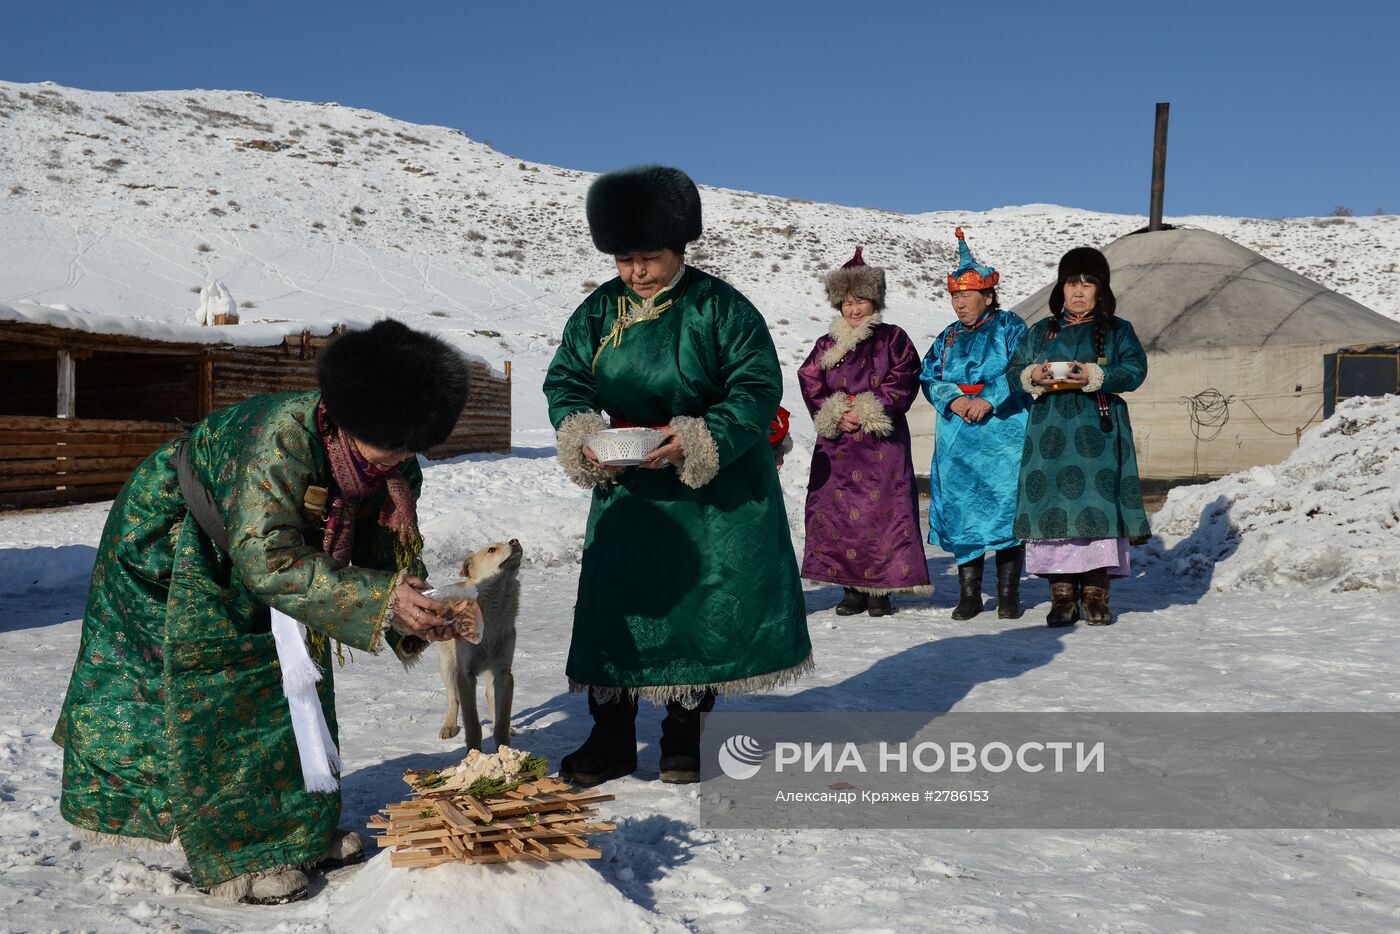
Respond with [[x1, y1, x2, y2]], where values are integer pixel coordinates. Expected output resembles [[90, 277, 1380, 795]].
[[317, 319, 470, 452], [585, 165, 702, 254], [1049, 246, 1116, 316]]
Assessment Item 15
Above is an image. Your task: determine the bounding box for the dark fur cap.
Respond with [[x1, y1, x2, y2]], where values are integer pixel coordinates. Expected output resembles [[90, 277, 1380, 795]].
[[1049, 246, 1117, 316], [824, 247, 887, 310], [586, 165, 702, 254], [317, 319, 470, 452]]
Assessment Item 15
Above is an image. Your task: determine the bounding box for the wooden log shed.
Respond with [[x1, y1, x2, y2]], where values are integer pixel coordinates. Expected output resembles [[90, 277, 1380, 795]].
[[0, 309, 510, 509]]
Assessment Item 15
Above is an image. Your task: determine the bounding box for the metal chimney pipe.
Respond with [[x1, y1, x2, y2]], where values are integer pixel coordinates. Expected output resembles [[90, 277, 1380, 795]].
[[1149, 102, 1169, 231]]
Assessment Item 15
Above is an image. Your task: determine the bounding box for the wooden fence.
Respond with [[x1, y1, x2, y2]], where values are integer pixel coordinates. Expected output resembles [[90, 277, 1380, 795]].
[[0, 361, 510, 509], [0, 415, 181, 508]]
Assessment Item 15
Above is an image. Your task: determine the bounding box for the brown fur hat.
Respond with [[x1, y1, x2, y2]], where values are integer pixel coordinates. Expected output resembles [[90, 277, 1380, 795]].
[[824, 246, 887, 310]]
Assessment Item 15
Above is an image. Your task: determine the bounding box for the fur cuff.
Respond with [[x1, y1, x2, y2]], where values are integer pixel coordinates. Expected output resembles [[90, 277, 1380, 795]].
[[849, 391, 893, 437], [556, 410, 616, 489], [1019, 365, 1044, 399], [393, 633, 428, 668], [670, 415, 719, 489], [1079, 362, 1105, 393], [377, 569, 428, 669], [813, 393, 848, 439]]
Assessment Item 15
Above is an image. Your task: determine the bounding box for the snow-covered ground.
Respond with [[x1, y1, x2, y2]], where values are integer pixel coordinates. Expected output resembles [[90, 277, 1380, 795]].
[[4, 397, 1400, 932], [3, 81, 1400, 932]]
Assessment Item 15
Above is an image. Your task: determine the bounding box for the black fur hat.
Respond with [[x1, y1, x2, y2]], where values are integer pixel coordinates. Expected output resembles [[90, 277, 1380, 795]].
[[317, 319, 470, 452], [1049, 246, 1117, 316], [585, 165, 702, 254]]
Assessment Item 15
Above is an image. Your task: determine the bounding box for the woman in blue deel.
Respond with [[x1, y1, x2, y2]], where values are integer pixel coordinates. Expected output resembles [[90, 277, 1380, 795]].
[[920, 228, 1030, 620]]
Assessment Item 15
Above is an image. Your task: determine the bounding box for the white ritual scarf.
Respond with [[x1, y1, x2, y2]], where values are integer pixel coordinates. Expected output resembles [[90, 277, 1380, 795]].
[[270, 608, 342, 793]]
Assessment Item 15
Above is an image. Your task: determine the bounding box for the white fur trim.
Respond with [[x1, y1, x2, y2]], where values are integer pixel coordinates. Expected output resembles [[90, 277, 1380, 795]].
[[1019, 365, 1044, 399], [74, 827, 178, 850], [1080, 362, 1105, 393], [850, 584, 934, 596], [571, 652, 815, 705], [393, 635, 427, 669], [669, 415, 719, 489], [813, 393, 848, 440], [819, 313, 883, 369], [555, 410, 616, 489], [849, 391, 893, 437], [379, 568, 430, 669]]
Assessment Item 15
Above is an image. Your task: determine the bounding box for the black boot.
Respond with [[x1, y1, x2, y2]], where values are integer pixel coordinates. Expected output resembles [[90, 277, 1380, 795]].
[[659, 691, 716, 784], [866, 593, 892, 617], [559, 691, 638, 787], [1045, 574, 1080, 627], [995, 546, 1025, 619], [1081, 568, 1114, 625], [834, 587, 867, 616], [950, 555, 985, 620]]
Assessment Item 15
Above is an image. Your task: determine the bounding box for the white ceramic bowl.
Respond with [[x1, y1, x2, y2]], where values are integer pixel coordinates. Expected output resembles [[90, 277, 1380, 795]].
[[583, 427, 666, 467]]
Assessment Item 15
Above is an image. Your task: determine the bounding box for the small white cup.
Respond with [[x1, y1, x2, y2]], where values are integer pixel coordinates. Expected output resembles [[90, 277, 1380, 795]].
[[1048, 361, 1073, 380]]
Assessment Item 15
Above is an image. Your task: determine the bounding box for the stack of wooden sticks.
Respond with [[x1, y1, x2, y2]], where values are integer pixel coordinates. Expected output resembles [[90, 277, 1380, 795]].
[[369, 776, 616, 867]]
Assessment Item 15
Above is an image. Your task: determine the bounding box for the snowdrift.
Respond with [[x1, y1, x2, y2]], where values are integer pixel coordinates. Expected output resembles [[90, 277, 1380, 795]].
[[1140, 395, 1400, 592]]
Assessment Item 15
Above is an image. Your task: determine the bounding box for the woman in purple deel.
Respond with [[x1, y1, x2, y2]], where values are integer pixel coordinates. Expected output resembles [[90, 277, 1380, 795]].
[[797, 247, 930, 617]]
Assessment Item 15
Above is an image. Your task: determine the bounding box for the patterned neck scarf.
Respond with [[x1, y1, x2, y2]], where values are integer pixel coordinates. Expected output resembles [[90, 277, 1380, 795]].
[[316, 403, 417, 566]]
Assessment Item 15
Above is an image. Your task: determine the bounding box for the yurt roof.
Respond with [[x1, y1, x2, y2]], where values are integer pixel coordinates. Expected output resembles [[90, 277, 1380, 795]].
[[1012, 227, 1400, 352]]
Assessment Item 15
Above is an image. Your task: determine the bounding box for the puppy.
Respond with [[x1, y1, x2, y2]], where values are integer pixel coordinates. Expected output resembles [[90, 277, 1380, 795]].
[[437, 539, 523, 751]]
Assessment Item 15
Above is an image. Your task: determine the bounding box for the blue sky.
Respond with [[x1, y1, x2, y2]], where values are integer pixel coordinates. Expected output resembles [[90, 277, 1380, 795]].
[[9, 0, 1398, 218]]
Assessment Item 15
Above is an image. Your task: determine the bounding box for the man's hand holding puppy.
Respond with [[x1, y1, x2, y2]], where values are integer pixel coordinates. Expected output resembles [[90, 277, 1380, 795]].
[[390, 576, 467, 642]]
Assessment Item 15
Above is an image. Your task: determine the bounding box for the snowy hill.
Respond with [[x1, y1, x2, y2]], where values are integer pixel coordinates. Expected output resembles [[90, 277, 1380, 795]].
[[3, 79, 1399, 436]]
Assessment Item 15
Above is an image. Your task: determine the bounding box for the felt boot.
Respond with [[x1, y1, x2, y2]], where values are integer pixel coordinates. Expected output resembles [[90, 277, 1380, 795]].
[[316, 830, 365, 870], [659, 691, 717, 784], [995, 546, 1025, 620], [1045, 574, 1080, 628], [560, 691, 638, 786], [834, 587, 868, 616], [209, 869, 310, 905], [1081, 568, 1114, 625], [951, 556, 985, 620]]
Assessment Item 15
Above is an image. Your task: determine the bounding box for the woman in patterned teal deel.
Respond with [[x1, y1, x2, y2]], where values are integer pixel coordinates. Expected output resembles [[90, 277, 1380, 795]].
[[1006, 247, 1149, 627]]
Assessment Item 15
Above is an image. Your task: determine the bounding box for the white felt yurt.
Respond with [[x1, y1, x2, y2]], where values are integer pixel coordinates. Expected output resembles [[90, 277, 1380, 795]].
[[1006, 227, 1400, 480]]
